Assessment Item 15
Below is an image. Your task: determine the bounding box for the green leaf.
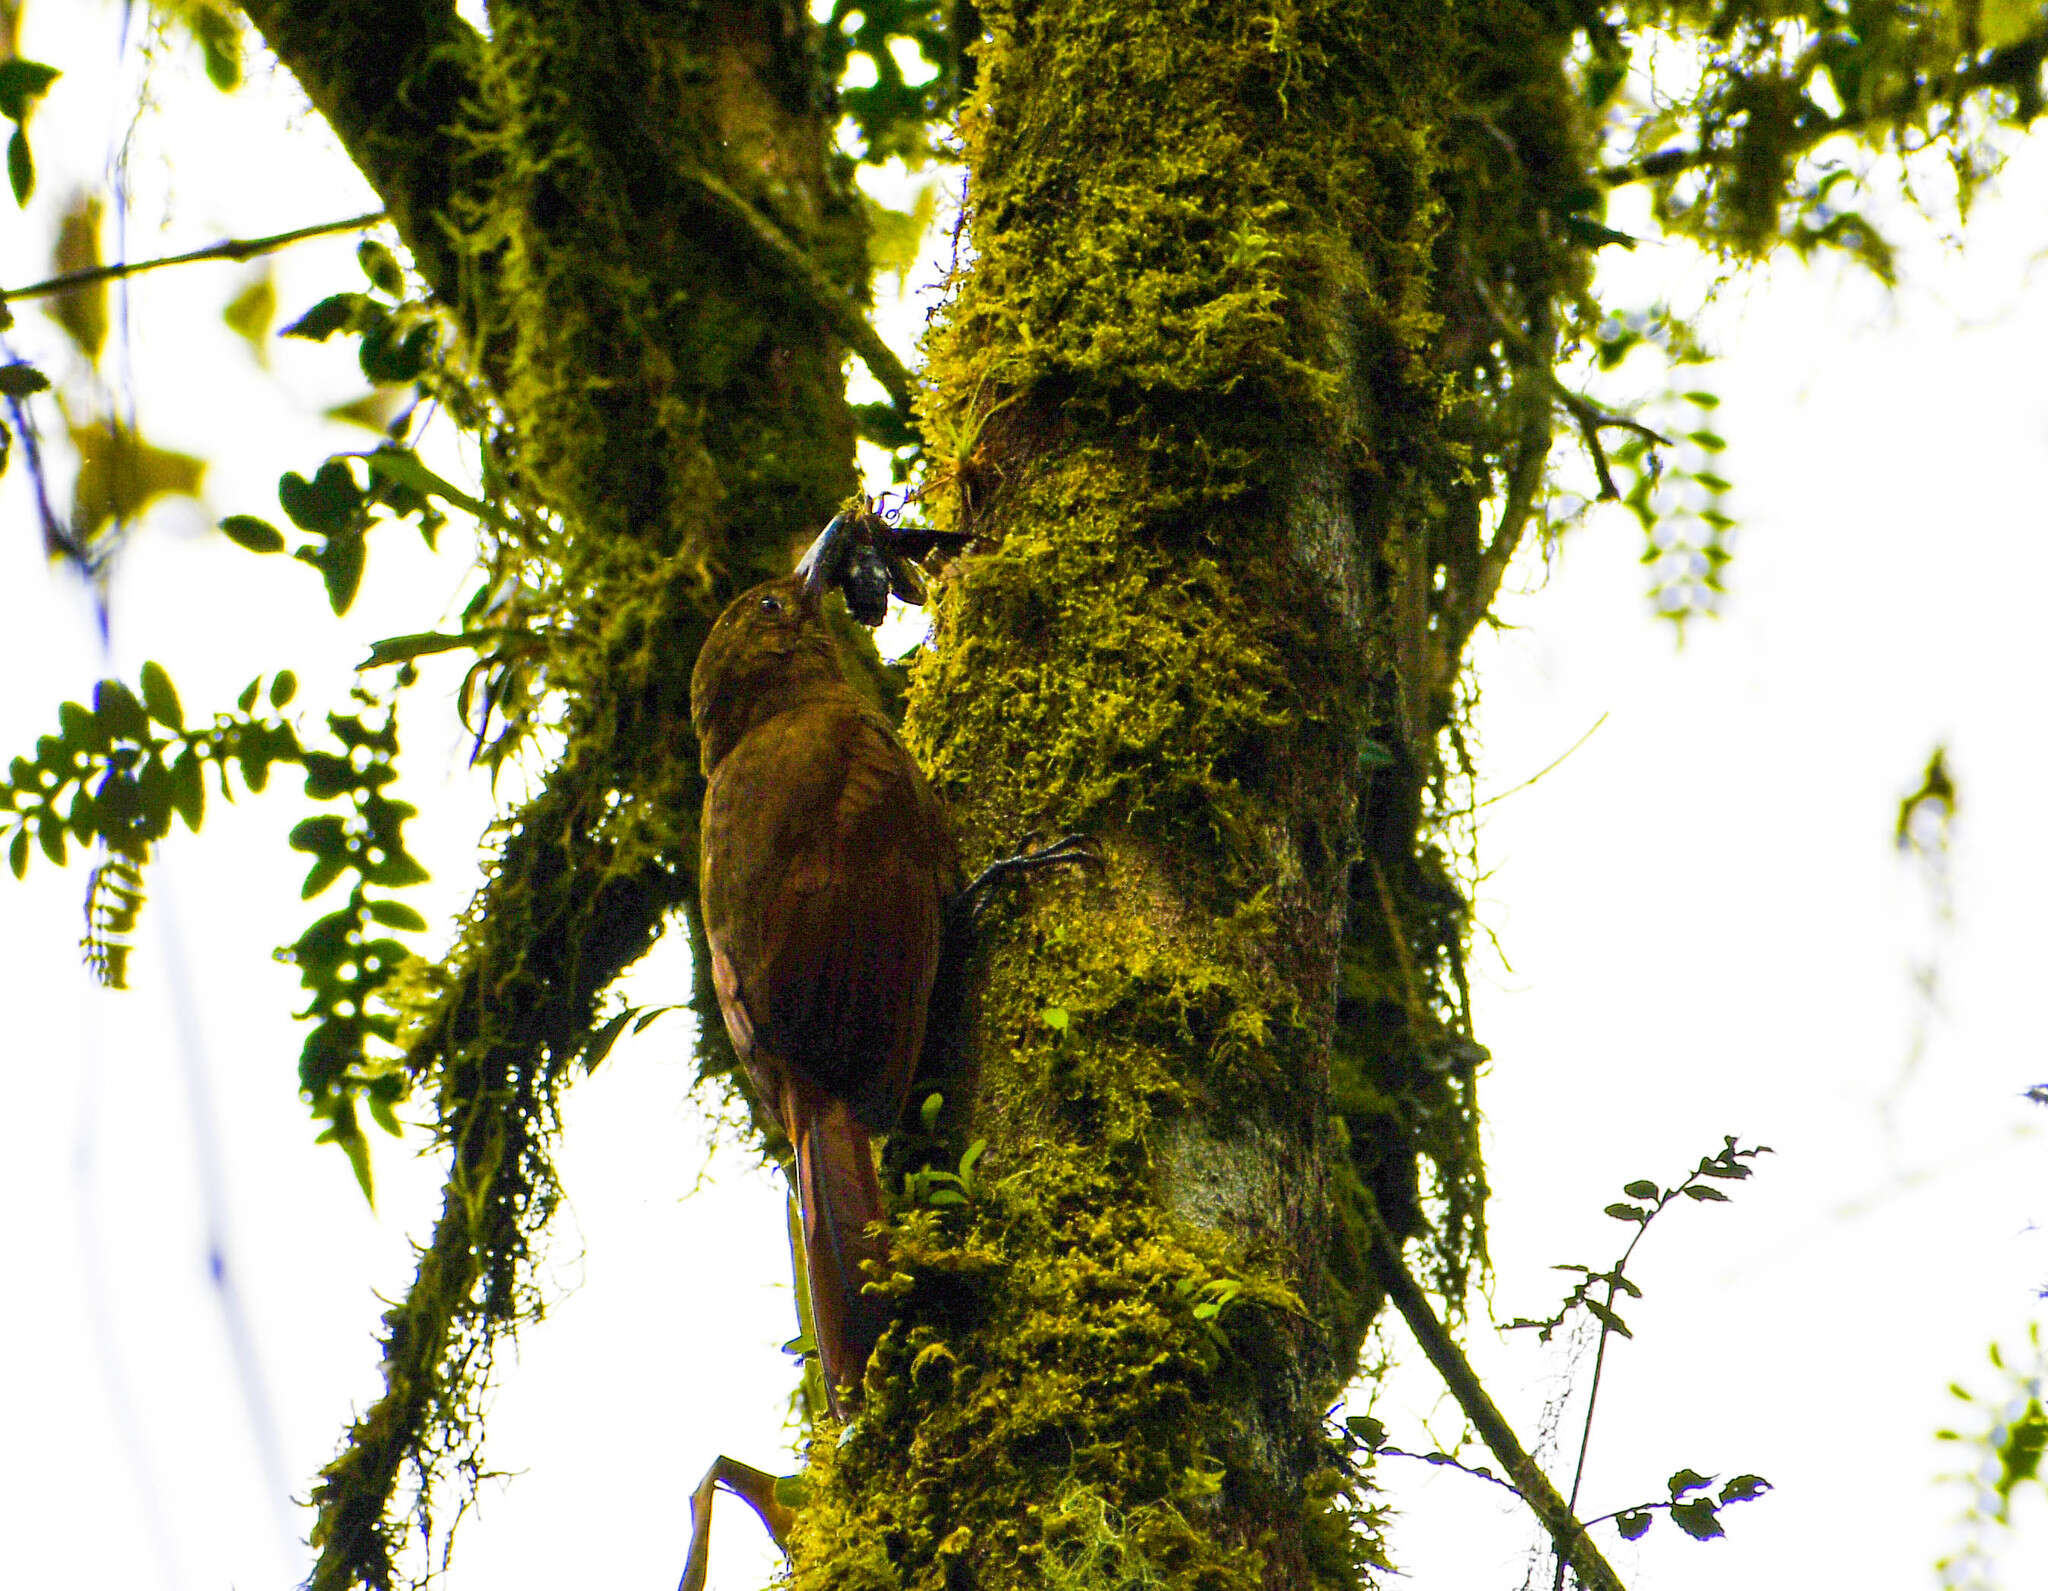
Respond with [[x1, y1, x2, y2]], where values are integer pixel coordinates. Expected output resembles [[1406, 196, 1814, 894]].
[[367, 1092, 403, 1137], [364, 448, 513, 531], [583, 1008, 635, 1072], [8, 128, 31, 207], [919, 1091, 944, 1131], [8, 827, 27, 879], [237, 678, 261, 713], [1687, 430, 1728, 451], [36, 814, 64, 865], [1718, 1474, 1770, 1505], [1615, 1509, 1653, 1541], [1041, 1006, 1069, 1033], [270, 670, 298, 707], [327, 1116, 376, 1205], [0, 59, 58, 124], [1563, 214, 1638, 251], [58, 699, 105, 752], [1344, 1415, 1386, 1450], [133, 755, 175, 839], [289, 813, 349, 856], [358, 239, 404, 297], [1667, 1468, 1714, 1499], [278, 459, 364, 535], [168, 750, 204, 832], [0, 361, 48, 397], [358, 318, 434, 385], [1583, 1298, 1633, 1338], [138, 661, 183, 730], [220, 514, 286, 554], [1983, 0, 2040, 48], [280, 293, 368, 342], [1602, 1202, 1648, 1223], [361, 847, 428, 887], [302, 757, 356, 805], [222, 273, 276, 350], [93, 679, 150, 741], [364, 898, 426, 931], [1681, 1183, 1730, 1201], [1668, 1498, 1724, 1541], [1622, 1179, 1659, 1200], [300, 852, 349, 900], [1681, 390, 1721, 408], [300, 532, 367, 615], [360, 629, 495, 668]]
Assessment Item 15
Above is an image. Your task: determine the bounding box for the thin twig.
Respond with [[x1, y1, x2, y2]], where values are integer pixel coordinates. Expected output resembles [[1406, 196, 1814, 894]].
[[1473, 714, 1609, 813], [1440, 296, 1558, 670], [0, 210, 389, 303], [685, 170, 917, 421], [1465, 269, 1671, 501], [1364, 1196, 1629, 1591]]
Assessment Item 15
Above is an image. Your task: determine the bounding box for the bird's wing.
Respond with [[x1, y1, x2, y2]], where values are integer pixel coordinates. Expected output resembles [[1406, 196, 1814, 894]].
[[700, 701, 951, 1132]]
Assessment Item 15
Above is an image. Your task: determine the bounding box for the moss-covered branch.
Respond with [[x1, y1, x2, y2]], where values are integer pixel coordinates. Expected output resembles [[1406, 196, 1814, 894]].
[[310, 732, 697, 1591], [236, 0, 485, 306], [263, 3, 876, 1582]]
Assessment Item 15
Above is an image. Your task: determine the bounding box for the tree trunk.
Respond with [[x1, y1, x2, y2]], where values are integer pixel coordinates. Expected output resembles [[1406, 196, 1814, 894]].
[[237, 3, 877, 1584], [789, 3, 1572, 1586], [235, 0, 1593, 1583]]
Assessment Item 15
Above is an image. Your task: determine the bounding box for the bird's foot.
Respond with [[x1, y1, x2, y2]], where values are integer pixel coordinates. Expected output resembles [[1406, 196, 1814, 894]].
[[956, 833, 1101, 930], [678, 1455, 798, 1591]]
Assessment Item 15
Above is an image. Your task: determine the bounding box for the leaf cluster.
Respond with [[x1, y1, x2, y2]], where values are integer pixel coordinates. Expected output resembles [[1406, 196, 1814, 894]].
[[1937, 1323, 2048, 1588], [1594, 3, 2048, 273], [819, 0, 966, 166], [1509, 1135, 1770, 1342], [0, 664, 432, 1194], [279, 695, 432, 1199], [1606, 1467, 1772, 1543], [0, 56, 58, 205]]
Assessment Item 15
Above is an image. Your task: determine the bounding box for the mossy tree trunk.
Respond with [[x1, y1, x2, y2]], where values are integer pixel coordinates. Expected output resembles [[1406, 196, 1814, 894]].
[[237, 2, 876, 1584], [795, 4, 1587, 1586], [235, 0, 1593, 1586]]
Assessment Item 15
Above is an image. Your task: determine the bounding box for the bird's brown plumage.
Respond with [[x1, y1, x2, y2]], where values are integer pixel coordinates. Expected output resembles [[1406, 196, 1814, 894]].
[[692, 572, 958, 1412]]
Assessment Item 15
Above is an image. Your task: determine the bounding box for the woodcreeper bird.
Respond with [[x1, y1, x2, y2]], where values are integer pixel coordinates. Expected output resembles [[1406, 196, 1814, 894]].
[[691, 518, 959, 1413]]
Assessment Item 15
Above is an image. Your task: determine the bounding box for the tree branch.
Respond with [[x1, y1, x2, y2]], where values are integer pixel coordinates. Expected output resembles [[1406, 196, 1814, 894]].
[[1365, 1199, 1630, 1591], [0, 211, 386, 303], [235, 0, 486, 309], [1466, 268, 1669, 501], [687, 169, 918, 420], [1598, 27, 2048, 188]]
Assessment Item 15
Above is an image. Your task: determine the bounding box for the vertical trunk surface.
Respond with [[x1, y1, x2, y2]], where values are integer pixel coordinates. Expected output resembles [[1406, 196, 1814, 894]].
[[787, 3, 1550, 1586]]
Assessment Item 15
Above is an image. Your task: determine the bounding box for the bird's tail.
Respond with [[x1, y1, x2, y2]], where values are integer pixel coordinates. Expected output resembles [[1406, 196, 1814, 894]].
[[786, 1081, 890, 1414]]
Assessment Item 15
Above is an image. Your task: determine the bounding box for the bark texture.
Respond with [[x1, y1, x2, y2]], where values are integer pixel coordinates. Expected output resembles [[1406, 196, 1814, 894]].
[[783, 2, 1588, 1586]]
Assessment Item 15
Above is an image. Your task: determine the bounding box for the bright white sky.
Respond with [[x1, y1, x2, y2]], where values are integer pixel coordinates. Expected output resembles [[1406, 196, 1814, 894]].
[[2, 8, 2045, 1591]]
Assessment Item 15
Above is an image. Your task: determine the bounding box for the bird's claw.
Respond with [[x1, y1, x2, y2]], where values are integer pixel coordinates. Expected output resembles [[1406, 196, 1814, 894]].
[[960, 833, 1101, 928]]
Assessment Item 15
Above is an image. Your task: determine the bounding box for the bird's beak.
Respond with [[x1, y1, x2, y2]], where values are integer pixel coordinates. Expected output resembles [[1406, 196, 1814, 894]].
[[795, 513, 853, 606]]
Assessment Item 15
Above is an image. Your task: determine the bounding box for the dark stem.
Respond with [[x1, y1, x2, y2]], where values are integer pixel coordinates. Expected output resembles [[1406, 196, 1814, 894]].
[[686, 169, 917, 420], [1552, 1279, 1621, 1591], [1365, 1199, 1629, 1591], [0, 211, 388, 303]]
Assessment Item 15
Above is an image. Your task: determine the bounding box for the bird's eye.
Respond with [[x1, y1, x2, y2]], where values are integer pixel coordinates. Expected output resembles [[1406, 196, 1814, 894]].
[[759, 595, 783, 614]]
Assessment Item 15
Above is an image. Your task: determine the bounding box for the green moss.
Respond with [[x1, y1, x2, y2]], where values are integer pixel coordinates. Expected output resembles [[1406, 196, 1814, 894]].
[[793, 1146, 1320, 1591], [767, 0, 1591, 1582]]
